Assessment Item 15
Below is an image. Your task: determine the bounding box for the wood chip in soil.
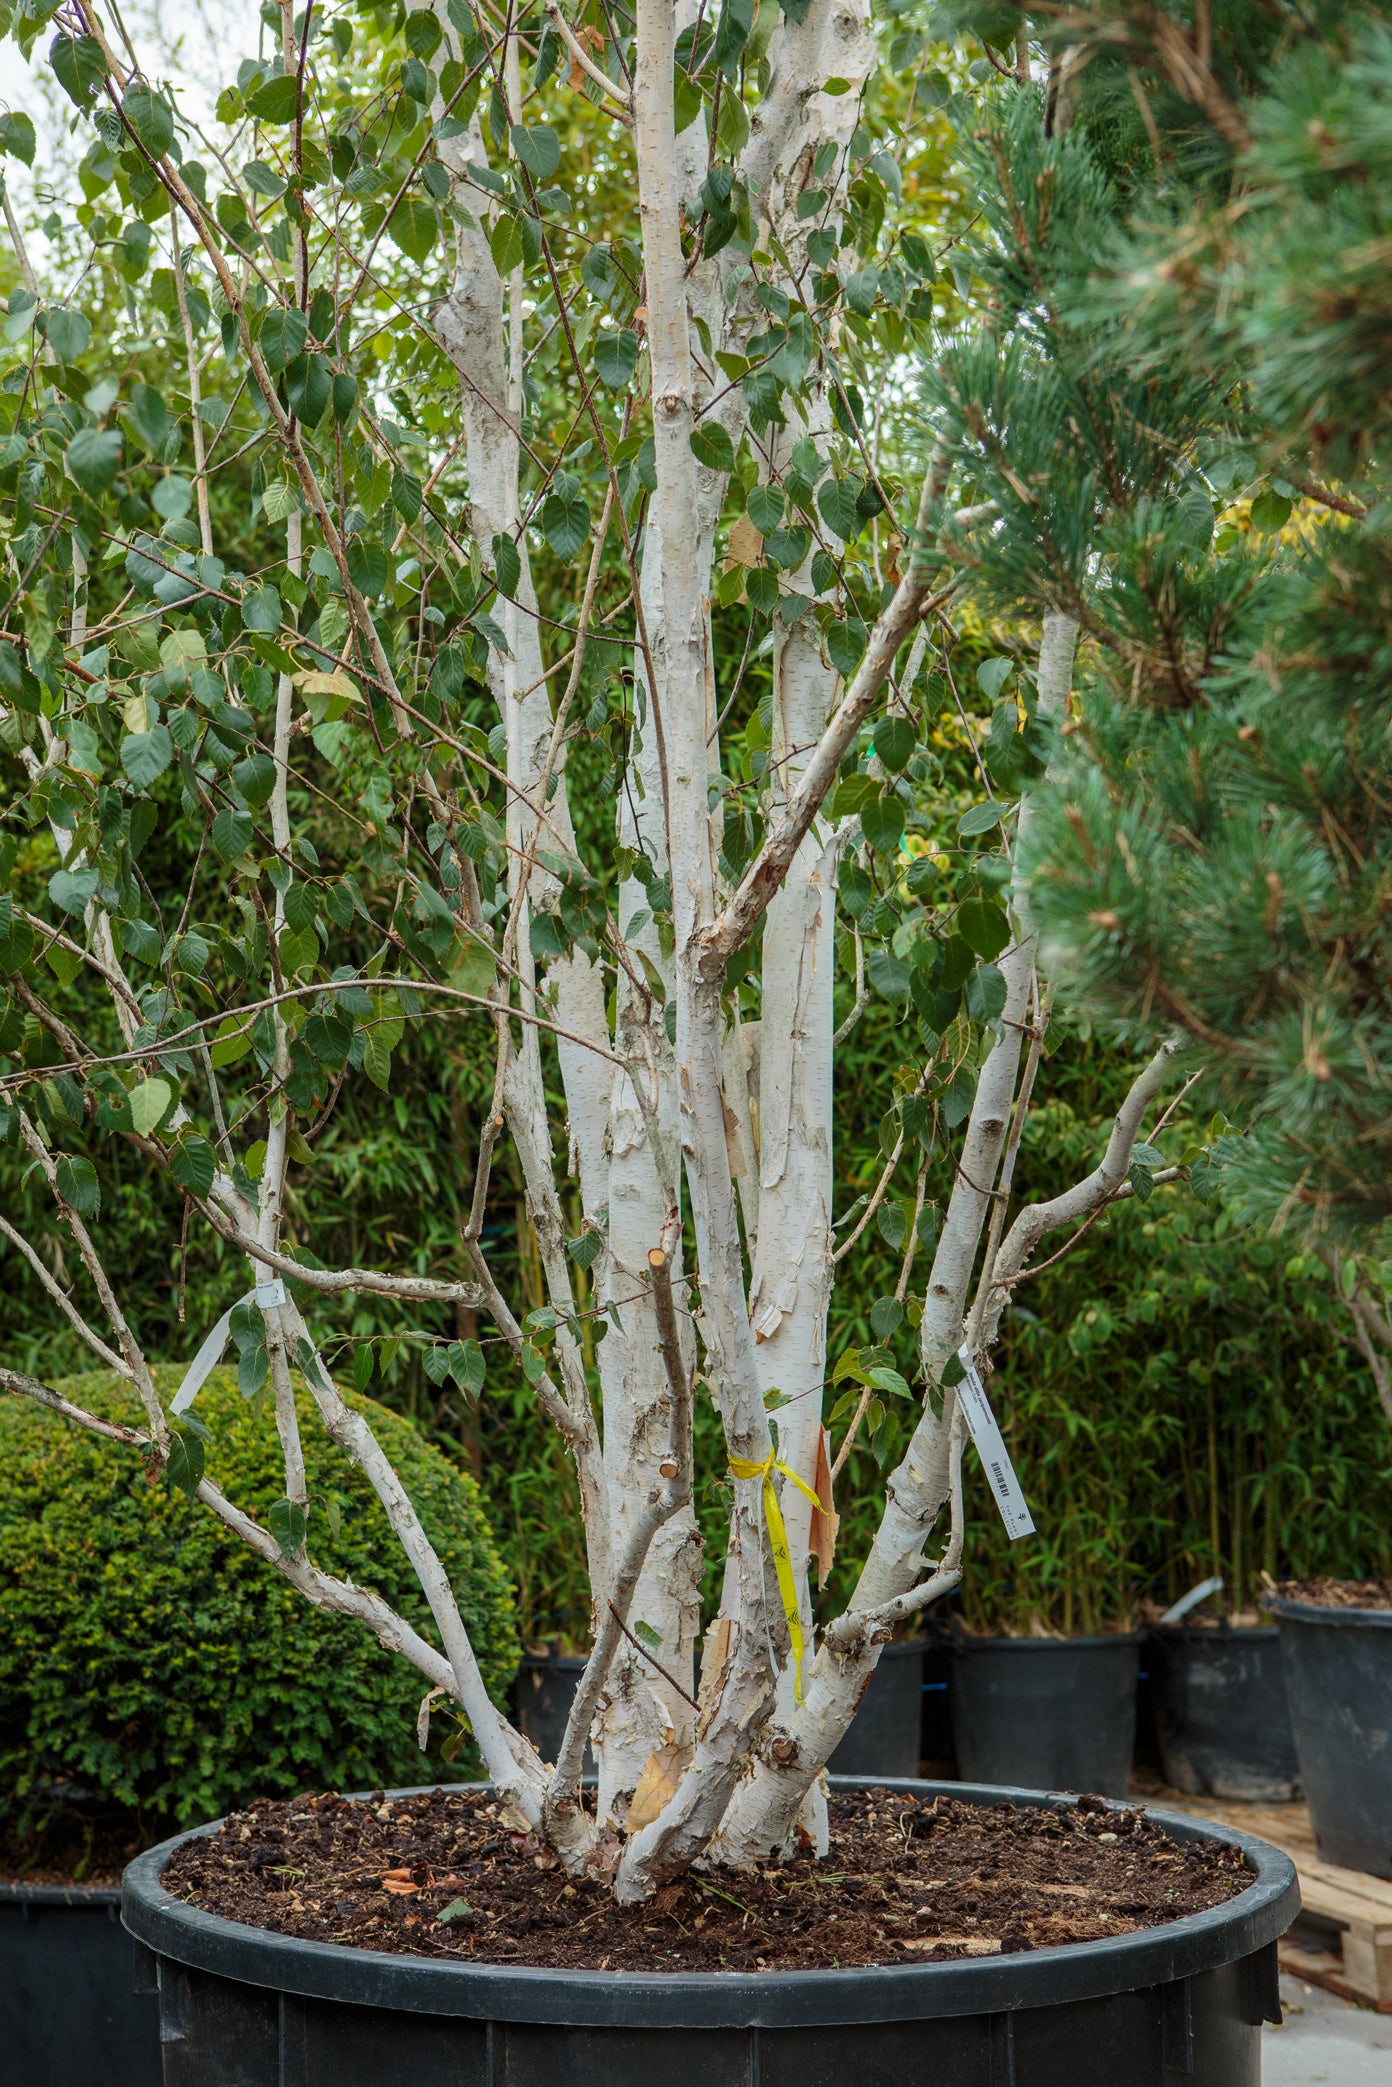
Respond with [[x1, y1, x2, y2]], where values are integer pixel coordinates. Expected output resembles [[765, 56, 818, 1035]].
[[1277, 1575, 1392, 1610], [162, 1786, 1250, 1973]]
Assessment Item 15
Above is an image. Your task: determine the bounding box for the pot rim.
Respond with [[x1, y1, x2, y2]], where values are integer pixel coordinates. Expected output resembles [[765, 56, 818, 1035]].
[[951, 1631, 1144, 1652], [1265, 1592, 1392, 1629], [0, 1879, 121, 1907], [120, 1777, 1297, 2029], [1149, 1622, 1281, 1642]]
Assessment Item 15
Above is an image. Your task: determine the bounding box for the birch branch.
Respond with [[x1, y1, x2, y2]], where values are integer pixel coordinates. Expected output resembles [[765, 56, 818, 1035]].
[[702, 448, 953, 973]]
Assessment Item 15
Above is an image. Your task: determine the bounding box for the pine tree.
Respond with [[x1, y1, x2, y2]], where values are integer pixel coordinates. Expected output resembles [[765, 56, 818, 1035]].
[[932, 4, 1392, 1251]]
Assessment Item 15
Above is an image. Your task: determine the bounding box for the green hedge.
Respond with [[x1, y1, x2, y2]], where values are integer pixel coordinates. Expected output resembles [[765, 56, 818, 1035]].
[[0, 1367, 518, 1835]]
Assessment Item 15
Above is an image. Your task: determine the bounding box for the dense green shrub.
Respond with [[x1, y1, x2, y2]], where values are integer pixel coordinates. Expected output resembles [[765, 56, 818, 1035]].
[[0, 1368, 517, 1836]]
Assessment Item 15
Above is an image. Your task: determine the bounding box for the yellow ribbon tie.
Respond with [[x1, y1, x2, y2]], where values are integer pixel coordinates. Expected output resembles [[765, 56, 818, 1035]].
[[729, 1450, 822, 1703]]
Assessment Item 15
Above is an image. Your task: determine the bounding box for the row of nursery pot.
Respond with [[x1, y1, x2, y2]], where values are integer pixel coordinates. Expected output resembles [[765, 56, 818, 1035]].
[[11, 1600, 1386, 2087], [520, 1596, 1392, 1875]]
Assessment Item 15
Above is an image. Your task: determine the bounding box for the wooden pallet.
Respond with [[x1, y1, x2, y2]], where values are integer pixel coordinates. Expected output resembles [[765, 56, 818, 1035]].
[[1159, 1795, 1392, 2013]]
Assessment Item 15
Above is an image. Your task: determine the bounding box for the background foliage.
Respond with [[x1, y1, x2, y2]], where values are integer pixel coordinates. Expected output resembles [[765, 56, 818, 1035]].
[[0, 1364, 516, 1854]]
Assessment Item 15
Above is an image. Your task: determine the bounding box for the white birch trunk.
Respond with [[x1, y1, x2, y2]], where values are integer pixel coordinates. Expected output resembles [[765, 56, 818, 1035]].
[[713, 614, 1079, 1859]]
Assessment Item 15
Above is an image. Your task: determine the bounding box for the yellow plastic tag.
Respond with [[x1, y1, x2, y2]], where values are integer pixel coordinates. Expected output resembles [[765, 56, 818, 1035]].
[[729, 1450, 822, 1702]]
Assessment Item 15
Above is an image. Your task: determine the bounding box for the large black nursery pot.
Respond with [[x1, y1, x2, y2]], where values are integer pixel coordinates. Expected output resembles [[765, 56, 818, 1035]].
[[122, 1778, 1296, 2087], [0, 1876, 161, 2087], [1267, 1591, 1392, 1876], [513, 1653, 587, 1766], [950, 1634, 1142, 1796], [1147, 1625, 1300, 1803], [827, 1639, 925, 1778]]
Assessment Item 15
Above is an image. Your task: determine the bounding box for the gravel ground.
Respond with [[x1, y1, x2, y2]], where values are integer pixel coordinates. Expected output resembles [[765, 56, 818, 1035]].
[[1264, 1974, 1392, 2084]]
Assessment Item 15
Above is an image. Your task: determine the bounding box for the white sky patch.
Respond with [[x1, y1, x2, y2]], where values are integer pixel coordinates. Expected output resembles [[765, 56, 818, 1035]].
[[0, 0, 263, 271]]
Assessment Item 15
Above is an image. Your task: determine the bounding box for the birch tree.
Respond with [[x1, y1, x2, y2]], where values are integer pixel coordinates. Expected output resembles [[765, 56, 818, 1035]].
[[0, 2, 1202, 1899]]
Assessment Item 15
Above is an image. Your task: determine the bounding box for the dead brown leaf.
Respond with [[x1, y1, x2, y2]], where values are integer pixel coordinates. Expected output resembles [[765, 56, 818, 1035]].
[[568, 23, 607, 89], [627, 1741, 693, 1833], [725, 512, 763, 571], [810, 1426, 838, 1586]]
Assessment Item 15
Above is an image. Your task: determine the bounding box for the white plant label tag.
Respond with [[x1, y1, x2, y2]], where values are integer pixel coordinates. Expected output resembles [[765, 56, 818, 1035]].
[[172, 1279, 289, 1413], [171, 1303, 241, 1413], [955, 1344, 1036, 1542]]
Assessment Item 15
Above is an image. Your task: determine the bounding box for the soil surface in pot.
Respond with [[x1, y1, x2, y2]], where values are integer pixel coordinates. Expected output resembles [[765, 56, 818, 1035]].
[[163, 1786, 1248, 1973], [1277, 1576, 1392, 1609]]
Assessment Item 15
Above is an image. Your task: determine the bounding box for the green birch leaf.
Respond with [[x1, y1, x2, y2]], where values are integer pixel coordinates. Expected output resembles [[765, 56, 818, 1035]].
[[690, 421, 735, 473], [542, 481, 590, 561], [965, 960, 1006, 1023], [245, 73, 299, 123], [212, 806, 253, 859], [269, 1497, 307, 1553], [259, 308, 308, 375], [492, 532, 521, 597], [165, 1426, 205, 1496], [238, 1342, 269, 1399], [56, 1154, 100, 1217], [510, 122, 560, 179], [873, 715, 915, 773], [593, 328, 637, 390], [50, 34, 105, 106], [128, 1077, 173, 1136], [747, 483, 784, 534], [46, 308, 92, 362], [490, 211, 525, 274], [122, 85, 174, 156], [388, 196, 437, 260], [861, 788, 906, 855], [121, 726, 174, 788], [0, 112, 36, 165], [66, 426, 122, 495], [958, 799, 1009, 837], [956, 895, 1010, 959], [817, 477, 860, 541], [170, 1134, 216, 1198]]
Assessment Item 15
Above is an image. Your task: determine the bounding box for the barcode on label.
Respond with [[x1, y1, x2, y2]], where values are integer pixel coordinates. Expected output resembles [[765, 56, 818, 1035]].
[[955, 1344, 1036, 1542]]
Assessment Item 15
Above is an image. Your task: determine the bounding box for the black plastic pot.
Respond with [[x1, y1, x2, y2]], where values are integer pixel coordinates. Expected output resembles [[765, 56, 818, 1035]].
[[1147, 1625, 1300, 1802], [122, 1778, 1295, 2087], [951, 1634, 1142, 1796], [921, 1638, 957, 1774], [513, 1653, 587, 1765], [828, 1640, 924, 1778], [0, 1879, 160, 2086], [1268, 1592, 1392, 1876]]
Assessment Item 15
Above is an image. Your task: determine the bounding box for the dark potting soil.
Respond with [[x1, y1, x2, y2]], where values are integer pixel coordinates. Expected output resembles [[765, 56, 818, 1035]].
[[164, 1786, 1249, 1973], [1277, 1576, 1392, 1611]]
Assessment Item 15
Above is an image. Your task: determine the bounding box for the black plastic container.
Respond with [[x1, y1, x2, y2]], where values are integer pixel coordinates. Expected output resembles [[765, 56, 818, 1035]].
[[921, 1636, 957, 1774], [951, 1634, 1142, 1796], [122, 1778, 1294, 2087], [828, 1640, 924, 1777], [513, 1653, 587, 1764], [1148, 1625, 1300, 1802], [0, 1879, 160, 2086], [1268, 1592, 1392, 1875]]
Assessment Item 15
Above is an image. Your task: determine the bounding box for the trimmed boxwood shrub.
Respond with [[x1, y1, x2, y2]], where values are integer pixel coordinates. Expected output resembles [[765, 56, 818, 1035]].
[[0, 1367, 518, 1836]]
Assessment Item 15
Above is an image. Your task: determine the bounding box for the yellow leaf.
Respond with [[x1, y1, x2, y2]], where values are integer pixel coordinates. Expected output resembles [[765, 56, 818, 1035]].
[[122, 691, 150, 734], [294, 668, 361, 700]]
